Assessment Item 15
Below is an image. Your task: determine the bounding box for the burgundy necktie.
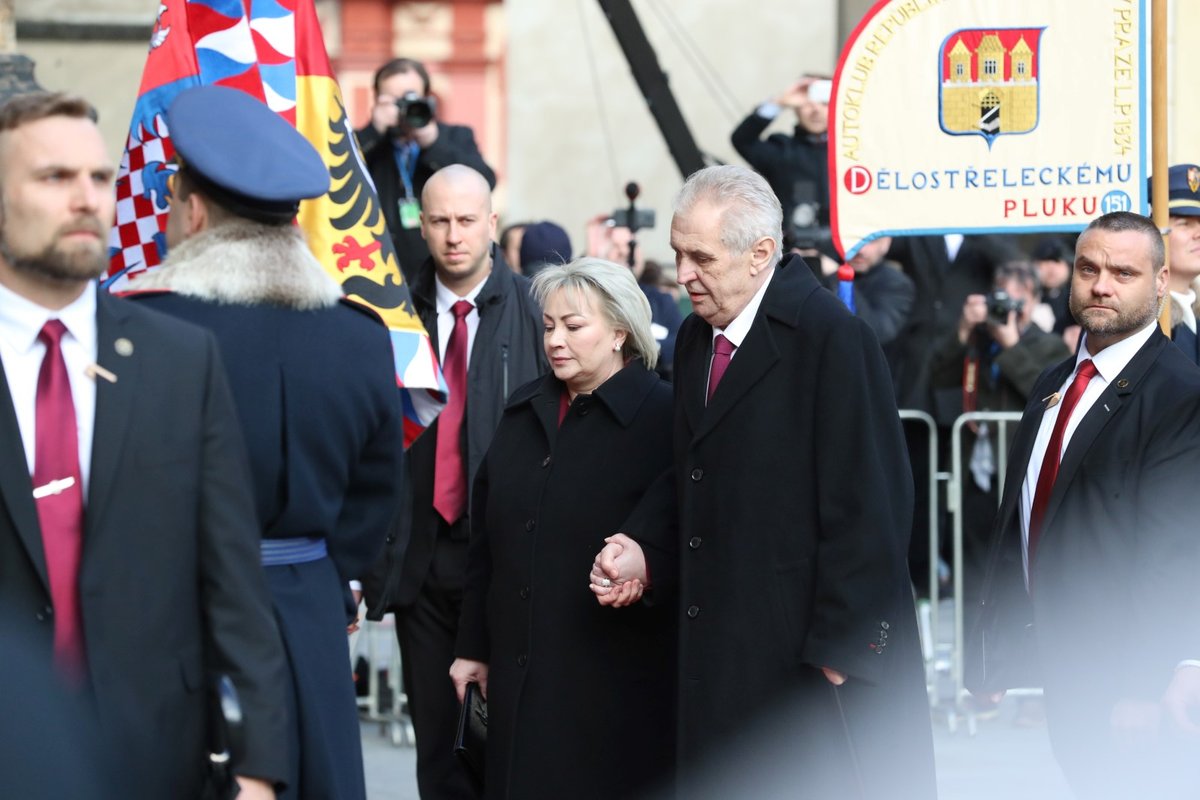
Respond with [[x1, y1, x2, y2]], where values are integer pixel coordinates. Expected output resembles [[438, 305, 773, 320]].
[[706, 334, 735, 406], [433, 300, 473, 525], [1027, 358, 1098, 564], [33, 319, 86, 677]]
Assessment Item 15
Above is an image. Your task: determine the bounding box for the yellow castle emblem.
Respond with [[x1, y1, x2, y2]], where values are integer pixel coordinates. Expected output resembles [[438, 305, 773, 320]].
[[940, 29, 1043, 145]]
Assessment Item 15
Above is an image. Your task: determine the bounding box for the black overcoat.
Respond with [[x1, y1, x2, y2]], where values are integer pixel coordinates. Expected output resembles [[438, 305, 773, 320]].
[[456, 364, 676, 799], [626, 255, 935, 798]]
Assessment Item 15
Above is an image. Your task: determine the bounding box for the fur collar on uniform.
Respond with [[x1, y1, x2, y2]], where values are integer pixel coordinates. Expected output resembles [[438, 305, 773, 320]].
[[128, 221, 343, 310]]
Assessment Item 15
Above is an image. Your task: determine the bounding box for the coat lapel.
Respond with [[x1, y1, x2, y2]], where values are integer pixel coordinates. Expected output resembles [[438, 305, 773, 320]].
[[692, 314, 779, 442], [677, 317, 710, 438], [525, 375, 562, 446], [994, 366, 1065, 529], [0, 359, 48, 591], [86, 292, 141, 543], [1038, 333, 1163, 537], [687, 259, 818, 444]]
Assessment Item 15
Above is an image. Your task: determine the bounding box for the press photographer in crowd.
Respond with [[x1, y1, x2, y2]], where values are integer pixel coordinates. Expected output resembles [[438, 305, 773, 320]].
[[731, 74, 831, 253], [357, 57, 495, 280], [930, 262, 1069, 599]]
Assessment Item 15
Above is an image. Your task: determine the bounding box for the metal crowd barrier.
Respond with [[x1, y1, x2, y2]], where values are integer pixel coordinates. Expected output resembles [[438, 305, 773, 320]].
[[350, 614, 414, 746], [900, 408, 1030, 735], [948, 410, 1024, 735]]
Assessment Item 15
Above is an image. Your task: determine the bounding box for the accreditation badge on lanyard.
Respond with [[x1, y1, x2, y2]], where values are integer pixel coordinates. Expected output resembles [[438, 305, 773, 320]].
[[394, 141, 422, 229], [399, 199, 421, 229]]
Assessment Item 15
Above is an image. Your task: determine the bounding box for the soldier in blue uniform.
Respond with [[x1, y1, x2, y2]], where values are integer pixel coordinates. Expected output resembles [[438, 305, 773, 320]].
[[1154, 164, 1200, 363], [128, 85, 403, 800]]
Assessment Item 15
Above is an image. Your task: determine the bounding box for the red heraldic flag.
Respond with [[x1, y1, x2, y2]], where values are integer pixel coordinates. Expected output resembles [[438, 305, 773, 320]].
[[107, 0, 447, 446]]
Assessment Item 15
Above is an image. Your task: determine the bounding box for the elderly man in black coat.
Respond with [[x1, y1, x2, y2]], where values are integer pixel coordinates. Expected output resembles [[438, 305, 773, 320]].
[[593, 165, 935, 797]]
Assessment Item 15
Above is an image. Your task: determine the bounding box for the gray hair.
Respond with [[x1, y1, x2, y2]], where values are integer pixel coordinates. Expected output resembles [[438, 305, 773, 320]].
[[530, 257, 659, 370], [674, 165, 783, 267], [1083, 211, 1166, 272]]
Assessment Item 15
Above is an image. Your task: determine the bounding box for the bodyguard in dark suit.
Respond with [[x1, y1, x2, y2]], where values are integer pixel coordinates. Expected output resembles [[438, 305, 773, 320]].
[[886, 232, 1019, 414], [0, 93, 286, 799], [128, 87, 402, 800], [363, 165, 545, 799], [594, 165, 934, 798], [968, 212, 1200, 798]]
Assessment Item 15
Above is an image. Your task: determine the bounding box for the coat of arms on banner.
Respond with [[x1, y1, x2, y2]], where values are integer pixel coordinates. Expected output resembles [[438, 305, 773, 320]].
[[939, 28, 1045, 146]]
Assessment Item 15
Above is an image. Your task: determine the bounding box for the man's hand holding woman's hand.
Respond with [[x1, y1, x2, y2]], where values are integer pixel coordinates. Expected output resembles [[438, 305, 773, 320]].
[[589, 533, 648, 607]]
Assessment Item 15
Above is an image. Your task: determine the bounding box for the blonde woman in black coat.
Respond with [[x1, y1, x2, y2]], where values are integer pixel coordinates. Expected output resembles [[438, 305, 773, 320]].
[[451, 258, 675, 799]]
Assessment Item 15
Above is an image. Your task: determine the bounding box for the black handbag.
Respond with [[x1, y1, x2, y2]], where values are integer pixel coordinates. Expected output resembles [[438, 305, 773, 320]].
[[453, 682, 487, 791]]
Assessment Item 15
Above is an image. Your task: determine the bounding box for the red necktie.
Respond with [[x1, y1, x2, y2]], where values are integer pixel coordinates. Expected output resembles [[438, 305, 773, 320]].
[[706, 334, 734, 406], [1027, 358, 1098, 563], [33, 319, 86, 677], [433, 300, 473, 525]]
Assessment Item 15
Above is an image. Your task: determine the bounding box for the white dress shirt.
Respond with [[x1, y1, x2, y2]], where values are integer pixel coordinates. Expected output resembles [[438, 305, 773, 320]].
[[435, 275, 487, 365], [1018, 320, 1158, 584], [710, 267, 776, 357], [0, 280, 98, 498]]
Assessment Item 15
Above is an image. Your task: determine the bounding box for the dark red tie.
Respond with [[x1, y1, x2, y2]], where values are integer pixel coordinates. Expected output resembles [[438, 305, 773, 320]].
[[1028, 358, 1098, 563], [433, 300, 473, 525], [33, 319, 86, 677], [706, 334, 734, 406]]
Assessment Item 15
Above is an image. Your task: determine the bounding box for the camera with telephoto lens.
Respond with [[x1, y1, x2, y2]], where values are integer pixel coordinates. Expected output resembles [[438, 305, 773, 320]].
[[785, 179, 834, 256], [987, 290, 1023, 324], [395, 91, 436, 129]]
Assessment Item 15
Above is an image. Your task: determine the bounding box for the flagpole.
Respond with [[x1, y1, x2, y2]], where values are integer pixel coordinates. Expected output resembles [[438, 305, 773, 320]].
[[1153, 0, 1170, 334]]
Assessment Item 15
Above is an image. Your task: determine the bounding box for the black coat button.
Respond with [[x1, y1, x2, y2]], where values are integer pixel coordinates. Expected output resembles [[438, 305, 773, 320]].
[[517, 654, 528, 667], [687, 605, 700, 618], [688, 537, 702, 550], [525, 519, 536, 532], [519, 587, 530, 599], [690, 468, 704, 482], [385, 535, 396, 544], [541, 455, 552, 468]]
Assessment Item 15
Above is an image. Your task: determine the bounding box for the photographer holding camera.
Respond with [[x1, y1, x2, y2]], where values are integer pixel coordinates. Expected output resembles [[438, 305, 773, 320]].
[[358, 58, 495, 281], [731, 74, 831, 252], [930, 262, 1069, 601]]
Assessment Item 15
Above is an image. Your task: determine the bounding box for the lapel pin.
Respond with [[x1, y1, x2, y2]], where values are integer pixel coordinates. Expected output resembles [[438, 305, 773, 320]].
[[1116, 378, 1129, 388], [85, 363, 118, 384], [115, 338, 134, 357], [1043, 391, 1061, 409]]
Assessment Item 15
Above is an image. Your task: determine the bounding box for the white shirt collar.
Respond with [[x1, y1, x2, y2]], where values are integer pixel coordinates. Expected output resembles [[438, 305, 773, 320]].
[[944, 233, 965, 262], [1077, 318, 1158, 383], [434, 273, 487, 314], [713, 267, 776, 348], [0, 279, 97, 354]]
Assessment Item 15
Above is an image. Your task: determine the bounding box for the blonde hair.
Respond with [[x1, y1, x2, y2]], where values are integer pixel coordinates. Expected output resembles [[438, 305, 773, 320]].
[[531, 257, 659, 370]]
